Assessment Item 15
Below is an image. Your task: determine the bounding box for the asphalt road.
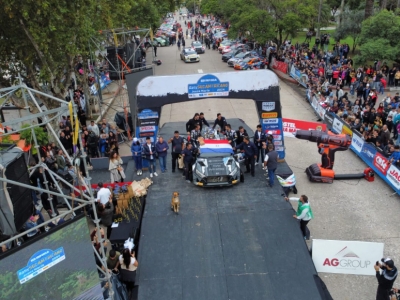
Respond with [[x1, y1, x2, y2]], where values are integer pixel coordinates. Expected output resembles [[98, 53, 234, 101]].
[[140, 18, 400, 299]]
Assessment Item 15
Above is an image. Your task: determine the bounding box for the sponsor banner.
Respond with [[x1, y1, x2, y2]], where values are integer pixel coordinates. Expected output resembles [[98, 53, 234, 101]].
[[342, 124, 353, 136], [140, 126, 156, 132], [351, 132, 364, 153], [260, 117, 285, 158], [289, 65, 308, 88], [262, 118, 279, 124], [262, 102, 276, 112], [139, 132, 154, 137], [312, 239, 384, 275], [275, 146, 284, 151], [138, 118, 158, 126], [373, 152, 390, 175], [274, 141, 282, 145], [317, 103, 326, 119], [324, 112, 334, 129], [138, 109, 159, 119], [188, 74, 229, 98], [282, 118, 326, 138], [332, 117, 343, 134], [261, 112, 278, 119], [272, 59, 288, 74], [272, 135, 282, 140], [386, 164, 400, 189], [360, 143, 377, 163]]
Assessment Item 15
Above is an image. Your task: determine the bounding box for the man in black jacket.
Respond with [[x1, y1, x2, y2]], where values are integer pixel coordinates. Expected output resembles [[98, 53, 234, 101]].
[[212, 113, 227, 132], [253, 125, 267, 165], [235, 137, 257, 177], [186, 113, 200, 134], [181, 143, 195, 183], [198, 112, 210, 131], [374, 258, 398, 300], [235, 126, 248, 146]]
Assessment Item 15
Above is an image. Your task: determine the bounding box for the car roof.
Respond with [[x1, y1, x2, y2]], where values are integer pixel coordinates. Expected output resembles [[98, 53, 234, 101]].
[[183, 48, 196, 52]]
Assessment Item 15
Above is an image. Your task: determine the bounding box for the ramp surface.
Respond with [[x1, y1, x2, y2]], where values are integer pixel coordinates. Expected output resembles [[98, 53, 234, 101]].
[[136, 120, 326, 300]]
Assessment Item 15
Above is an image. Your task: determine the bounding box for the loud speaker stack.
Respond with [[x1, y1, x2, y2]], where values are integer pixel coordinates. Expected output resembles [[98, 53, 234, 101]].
[[106, 47, 125, 80]]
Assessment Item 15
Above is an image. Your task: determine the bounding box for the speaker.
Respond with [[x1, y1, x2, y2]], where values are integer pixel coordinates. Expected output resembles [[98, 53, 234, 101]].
[[125, 43, 136, 69], [107, 47, 124, 80], [5, 153, 34, 231]]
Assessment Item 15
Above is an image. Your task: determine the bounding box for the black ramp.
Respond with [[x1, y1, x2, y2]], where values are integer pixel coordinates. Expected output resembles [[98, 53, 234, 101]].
[[137, 120, 329, 300]]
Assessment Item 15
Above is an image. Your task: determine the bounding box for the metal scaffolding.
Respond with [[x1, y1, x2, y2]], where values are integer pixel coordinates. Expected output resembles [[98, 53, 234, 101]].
[[0, 83, 115, 299]]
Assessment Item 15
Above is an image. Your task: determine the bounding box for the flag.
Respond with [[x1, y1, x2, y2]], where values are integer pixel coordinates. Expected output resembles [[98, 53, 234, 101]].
[[73, 115, 79, 153], [149, 27, 154, 41], [200, 140, 233, 154]]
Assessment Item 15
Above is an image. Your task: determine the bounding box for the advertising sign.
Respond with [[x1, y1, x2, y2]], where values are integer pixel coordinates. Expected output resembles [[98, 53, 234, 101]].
[[373, 152, 390, 175], [261, 112, 278, 119], [17, 247, 66, 284], [351, 132, 364, 153], [312, 239, 384, 275], [262, 118, 279, 124], [324, 112, 334, 129], [386, 164, 400, 190], [262, 102, 276, 112], [289, 65, 308, 88], [360, 143, 377, 163], [140, 126, 156, 132], [138, 118, 158, 126], [282, 118, 326, 138], [272, 60, 288, 74], [332, 117, 343, 134], [188, 74, 229, 98], [137, 109, 159, 120]]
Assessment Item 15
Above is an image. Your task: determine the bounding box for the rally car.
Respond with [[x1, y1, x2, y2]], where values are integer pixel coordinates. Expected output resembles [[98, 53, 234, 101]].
[[180, 48, 200, 63], [233, 57, 263, 70], [193, 138, 243, 187]]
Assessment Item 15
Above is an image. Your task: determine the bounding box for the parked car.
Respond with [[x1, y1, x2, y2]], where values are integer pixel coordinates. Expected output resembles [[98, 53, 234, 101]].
[[153, 37, 168, 47], [227, 51, 254, 67], [191, 41, 205, 54], [222, 48, 245, 62], [180, 48, 200, 63], [233, 57, 263, 70], [218, 40, 234, 53]]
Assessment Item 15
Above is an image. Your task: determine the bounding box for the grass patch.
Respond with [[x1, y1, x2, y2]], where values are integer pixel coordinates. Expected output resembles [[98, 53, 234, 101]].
[[289, 30, 355, 52]]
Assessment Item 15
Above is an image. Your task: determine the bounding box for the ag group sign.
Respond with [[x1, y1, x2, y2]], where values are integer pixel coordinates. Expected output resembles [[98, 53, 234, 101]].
[[312, 239, 384, 275]]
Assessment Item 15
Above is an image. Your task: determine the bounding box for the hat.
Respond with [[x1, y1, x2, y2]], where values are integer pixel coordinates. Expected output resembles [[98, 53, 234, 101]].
[[133, 137, 138, 143], [382, 258, 395, 268], [267, 131, 273, 135]]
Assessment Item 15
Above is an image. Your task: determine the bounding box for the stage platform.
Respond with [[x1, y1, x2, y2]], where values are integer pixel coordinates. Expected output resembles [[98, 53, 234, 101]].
[[136, 120, 331, 300]]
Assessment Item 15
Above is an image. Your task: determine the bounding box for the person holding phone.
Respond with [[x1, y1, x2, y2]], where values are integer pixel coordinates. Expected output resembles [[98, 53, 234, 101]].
[[374, 258, 398, 300]]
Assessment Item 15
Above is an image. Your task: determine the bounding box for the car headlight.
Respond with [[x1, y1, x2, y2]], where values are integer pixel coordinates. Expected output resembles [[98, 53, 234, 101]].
[[229, 166, 239, 176]]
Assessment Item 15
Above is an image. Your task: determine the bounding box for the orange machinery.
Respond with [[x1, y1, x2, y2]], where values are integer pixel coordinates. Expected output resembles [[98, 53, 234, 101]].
[[295, 130, 374, 183]]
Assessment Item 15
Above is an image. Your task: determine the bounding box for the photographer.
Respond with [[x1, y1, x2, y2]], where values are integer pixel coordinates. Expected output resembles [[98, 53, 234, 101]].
[[374, 258, 398, 300]]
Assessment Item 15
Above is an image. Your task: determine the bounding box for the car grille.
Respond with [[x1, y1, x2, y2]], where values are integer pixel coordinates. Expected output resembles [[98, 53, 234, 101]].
[[190, 58, 197, 61], [207, 176, 229, 183]]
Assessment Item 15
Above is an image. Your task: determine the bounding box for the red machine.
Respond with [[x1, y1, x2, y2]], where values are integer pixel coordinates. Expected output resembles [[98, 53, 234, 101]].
[[295, 130, 374, 183]]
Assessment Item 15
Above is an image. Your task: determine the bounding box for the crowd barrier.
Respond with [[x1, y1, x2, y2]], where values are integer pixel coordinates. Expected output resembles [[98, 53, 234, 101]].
[[289, 65, 309, 88], [306, 89, 400, 195], [271, 58, 288, 74]]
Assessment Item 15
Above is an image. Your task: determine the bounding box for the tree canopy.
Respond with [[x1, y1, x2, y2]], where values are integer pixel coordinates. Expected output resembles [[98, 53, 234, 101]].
[[355, 9, 400, 64], [334, 8, 364, 53], [0, 0, 174, 106]]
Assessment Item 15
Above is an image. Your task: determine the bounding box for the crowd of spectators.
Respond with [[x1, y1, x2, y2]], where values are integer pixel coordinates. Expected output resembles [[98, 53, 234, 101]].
[[273, 35, 400, 165]]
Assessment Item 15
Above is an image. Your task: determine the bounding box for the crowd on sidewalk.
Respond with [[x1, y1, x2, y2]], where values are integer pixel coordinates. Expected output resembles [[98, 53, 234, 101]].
[[273, 35, 400, 165]]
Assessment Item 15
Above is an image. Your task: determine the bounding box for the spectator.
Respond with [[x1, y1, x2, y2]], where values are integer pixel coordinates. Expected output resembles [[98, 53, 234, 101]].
[[155, 136, 169, 173], [109, 151, 125, 183], [131, 138, 143, 176], [285, 195, 314, 240], [88, 120, 100, 136], [97, 197, 114, 240], [143, 137, 158, 178], [106, 249, 121, 272], [119, 248, 138, 297]]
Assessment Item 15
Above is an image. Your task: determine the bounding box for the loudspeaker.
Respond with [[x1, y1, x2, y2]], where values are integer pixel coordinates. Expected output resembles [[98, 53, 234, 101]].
[[3, 151, 34, 232], [107, 47, 125, 80], [125, 43, 136, 69]]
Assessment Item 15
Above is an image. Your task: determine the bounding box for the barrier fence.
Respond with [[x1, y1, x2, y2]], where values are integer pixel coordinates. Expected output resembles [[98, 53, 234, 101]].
[[306, 89, 400, 195]]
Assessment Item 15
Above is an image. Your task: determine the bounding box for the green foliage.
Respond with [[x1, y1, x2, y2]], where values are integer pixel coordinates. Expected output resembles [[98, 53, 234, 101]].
[[355, 9, 400, 63], [19, 124, 48, 154], [334, 9, 364, 52]]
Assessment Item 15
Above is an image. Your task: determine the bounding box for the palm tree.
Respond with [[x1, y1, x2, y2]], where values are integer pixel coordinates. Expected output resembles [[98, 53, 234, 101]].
[[365, 0, 374, 19]]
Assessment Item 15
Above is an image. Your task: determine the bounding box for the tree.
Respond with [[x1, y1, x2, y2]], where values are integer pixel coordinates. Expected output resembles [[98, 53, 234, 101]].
[[0, 0, 175, 110], [334, 9, 364, 52], [365, 0, 375, 18], [19, 124, 48, 155], [356, 9, 400, 63]]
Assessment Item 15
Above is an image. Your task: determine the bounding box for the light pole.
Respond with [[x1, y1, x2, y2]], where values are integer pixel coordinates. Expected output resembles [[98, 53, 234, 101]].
[[316, 0, 322, 39]]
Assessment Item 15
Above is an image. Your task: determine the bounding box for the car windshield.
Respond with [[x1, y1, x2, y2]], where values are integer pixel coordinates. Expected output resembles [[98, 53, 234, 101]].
[[235, 52, 247, 58], [192, 42, 202, 47], [185, 50, 196, 55]]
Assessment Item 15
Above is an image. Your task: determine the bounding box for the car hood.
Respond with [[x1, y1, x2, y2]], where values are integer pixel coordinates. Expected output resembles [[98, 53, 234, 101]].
[[229, 58, 243, 63], [196, 156, 238, 176], [184, 53, 199, 58]]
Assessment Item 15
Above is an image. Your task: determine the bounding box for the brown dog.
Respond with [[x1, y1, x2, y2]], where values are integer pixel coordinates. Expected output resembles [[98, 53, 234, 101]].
[[171, 192, 180, 214]]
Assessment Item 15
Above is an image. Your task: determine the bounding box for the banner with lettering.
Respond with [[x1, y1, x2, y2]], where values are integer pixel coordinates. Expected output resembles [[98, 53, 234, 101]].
[[306, 89, 400, 195], [283, 118, 326, 138]]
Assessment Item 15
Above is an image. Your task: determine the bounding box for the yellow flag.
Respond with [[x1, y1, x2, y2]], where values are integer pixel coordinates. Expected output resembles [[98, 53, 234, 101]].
[[149, 27, 154, 41], [73, 115, 79, 146], [68, 102, 73, 122]]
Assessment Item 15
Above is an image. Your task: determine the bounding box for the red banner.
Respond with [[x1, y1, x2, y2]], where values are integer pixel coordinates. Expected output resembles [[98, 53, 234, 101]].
[[283, 118, 326, 138], [272, 60, 288, 74]]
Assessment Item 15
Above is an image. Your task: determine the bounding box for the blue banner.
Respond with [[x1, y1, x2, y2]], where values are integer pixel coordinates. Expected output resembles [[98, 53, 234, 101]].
[[17, 247, 66, 284], [289, 65, 308, 88], [305, 89, 400, 195], [188, 74, 229, 98], [260, 117, 285, 159]]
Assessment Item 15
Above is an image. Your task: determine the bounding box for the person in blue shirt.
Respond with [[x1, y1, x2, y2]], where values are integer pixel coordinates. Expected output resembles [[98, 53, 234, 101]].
[[155, 136, 169, 173], [389, 145, 400, 165], [235, 136, 258, 177], [131, 138, 143, 176]]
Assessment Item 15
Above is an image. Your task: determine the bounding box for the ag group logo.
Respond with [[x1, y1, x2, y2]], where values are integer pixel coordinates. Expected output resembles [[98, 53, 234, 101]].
[[322, 246, 371, 270], [373, 152, 390, 175]]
